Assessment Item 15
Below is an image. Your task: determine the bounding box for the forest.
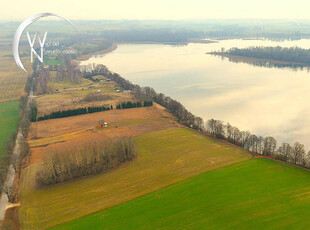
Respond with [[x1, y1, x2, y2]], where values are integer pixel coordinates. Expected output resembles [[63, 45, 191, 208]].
[[223, 46, 310, 65]]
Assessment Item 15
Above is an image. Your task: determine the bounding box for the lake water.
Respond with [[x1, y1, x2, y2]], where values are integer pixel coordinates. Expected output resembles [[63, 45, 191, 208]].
[[82, 39, 310, 150]]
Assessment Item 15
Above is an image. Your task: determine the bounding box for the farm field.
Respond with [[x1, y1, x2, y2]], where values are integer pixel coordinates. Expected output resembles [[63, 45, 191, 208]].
[[0, 101, 20, 156], [29, 104, 173, 139], [0, 51, 29, 102], [53, 158, 310, 230], [36, 74, 134, 116], [19, 127, 251, 229], [27, 105, 179, 164]]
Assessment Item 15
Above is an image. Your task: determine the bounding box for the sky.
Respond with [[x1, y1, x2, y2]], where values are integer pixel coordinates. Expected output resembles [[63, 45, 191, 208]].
[[2, 0, 310, 21]]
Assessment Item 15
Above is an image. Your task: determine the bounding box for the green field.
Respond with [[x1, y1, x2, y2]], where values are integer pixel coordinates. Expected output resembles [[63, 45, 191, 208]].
[[52, 158, 310, 230], [0, 101, 20, 156], [19, 128, 250, 229]]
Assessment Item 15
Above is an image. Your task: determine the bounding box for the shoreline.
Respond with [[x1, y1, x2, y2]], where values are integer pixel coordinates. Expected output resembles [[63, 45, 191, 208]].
[[76, 39, 218, 63], [75, 58, 310, 172], [117, 39, 218, 45], [76, 43, 118, 62]]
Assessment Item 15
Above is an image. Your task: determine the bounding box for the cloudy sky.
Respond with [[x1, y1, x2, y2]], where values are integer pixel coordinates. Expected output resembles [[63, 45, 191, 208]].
[[2, 0, 310, 21]]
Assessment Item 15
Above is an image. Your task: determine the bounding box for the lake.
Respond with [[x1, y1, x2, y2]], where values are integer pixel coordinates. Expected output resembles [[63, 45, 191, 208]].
[[82, 39, 310, 150]]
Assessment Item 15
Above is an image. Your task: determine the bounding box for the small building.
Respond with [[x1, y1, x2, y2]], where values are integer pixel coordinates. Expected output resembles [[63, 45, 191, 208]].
[[98, 120, 108, 128]]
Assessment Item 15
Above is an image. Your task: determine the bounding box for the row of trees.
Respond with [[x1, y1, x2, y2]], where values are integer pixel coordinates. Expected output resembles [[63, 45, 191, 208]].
[[65, 59, 83, 84], [37, 100, 153, 121], [116, 100, 153, 109], [0, 86, 33, 202], [37, 105, 113, 121], [34, 58, 82, 95], [0, 133, 17, 194], [88, 105, 112, 113], [80, 64, 204, 131], [206, 119, 310, 168], [224, 46, 310, 65], [80, 64, 309, 169], [34, 66, 50, 95], [36, 137, 136, 186], [38, 107, 87, 121]]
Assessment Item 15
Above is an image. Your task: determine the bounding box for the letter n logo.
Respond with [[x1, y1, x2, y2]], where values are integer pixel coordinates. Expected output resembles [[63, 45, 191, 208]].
[[26, 32, 48, 63]]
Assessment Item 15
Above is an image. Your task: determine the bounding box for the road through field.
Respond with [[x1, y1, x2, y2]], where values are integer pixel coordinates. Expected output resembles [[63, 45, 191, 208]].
[[0, 91, 33, 223]]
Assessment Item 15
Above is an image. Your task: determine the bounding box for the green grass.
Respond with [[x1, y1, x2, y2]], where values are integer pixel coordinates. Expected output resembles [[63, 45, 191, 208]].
[[43, 56, 65, 66], [0, 101, 20, 156], [52, 158, 310, 230], [19, 128, 250, 229]]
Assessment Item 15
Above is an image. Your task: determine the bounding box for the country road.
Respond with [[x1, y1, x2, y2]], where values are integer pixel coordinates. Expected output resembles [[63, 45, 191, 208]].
[[0, 90, 33, 222]]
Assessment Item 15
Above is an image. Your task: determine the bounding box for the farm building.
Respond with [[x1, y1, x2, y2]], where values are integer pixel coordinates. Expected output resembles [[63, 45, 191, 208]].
[[98, 120, 108, 128]]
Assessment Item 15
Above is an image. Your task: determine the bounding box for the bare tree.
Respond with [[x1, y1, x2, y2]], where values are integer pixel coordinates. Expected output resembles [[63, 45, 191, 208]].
[[263, 136, 277, 156], [36, 137, 137, 186], [291, 142, 305, 164], [240, 131, 251, 148], [206, 119, 225, 139], [277, 143, 292, 161]]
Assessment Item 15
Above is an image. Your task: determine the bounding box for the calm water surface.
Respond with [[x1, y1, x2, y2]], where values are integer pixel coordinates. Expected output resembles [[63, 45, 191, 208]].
[[82, 39, 310, 149]]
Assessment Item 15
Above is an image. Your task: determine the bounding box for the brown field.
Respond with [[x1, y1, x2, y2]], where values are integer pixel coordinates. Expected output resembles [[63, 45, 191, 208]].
[[29, 103, 174, 140], [28, 104, 179, 164], [47, 71, 93, 91], [2, 206, 20, 230], [0, 51, 31, 102]]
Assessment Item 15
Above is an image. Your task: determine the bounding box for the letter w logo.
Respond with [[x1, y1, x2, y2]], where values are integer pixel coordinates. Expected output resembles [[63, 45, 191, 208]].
[[26, 32, 48, 63]]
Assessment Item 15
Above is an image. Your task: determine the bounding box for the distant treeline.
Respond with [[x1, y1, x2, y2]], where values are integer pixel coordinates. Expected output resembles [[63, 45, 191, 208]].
[[223, 46, 310, 65], [36, 101, 153, 121], [36, 137, 136, 186], [80, 63, 310, 169], [97, 29, 203, 43]]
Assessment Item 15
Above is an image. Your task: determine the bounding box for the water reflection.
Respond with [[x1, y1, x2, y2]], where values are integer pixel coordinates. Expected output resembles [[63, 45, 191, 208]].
[[82, 39, 310, 150], [210, 54, 310, 72]]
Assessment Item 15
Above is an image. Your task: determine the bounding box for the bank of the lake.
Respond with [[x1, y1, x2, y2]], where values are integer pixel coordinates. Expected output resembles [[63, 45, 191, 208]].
[[81, 39, 310, 149]]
